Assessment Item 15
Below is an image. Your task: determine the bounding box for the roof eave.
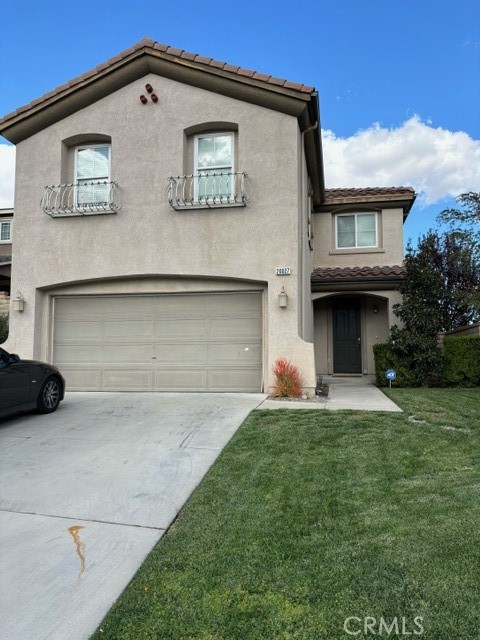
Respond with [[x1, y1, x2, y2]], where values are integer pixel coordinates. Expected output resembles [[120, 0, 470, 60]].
[[0, 44, 316, 145], [311, 275, 405, 292], [314, 196, 416, 220]]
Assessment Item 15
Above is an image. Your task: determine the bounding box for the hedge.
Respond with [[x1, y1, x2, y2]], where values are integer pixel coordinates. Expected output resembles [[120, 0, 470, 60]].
[[373, 343, 418, 387], [443, 335, 480, 387], [0, 313, 8, 344]]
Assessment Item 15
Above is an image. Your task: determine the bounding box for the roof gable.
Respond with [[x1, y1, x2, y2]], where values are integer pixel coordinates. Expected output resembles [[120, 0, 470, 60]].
[[0, 38, 325, 203], [0, 37, 318, 144]]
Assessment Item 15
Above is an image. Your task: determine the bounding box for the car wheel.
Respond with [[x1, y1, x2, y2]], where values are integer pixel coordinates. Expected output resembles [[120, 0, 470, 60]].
[[37, 377, 62, 413]]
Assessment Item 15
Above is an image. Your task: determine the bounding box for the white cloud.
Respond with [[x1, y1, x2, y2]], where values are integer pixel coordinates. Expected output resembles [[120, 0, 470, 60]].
[[1, 117, 479, 209], [322, 116, 480, 205], [0, 144, 15, 208]]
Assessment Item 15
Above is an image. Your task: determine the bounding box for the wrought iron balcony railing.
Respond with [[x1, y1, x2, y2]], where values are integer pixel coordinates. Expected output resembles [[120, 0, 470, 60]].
[[41, 181, 121, 217], [168, 172, 248, 210]]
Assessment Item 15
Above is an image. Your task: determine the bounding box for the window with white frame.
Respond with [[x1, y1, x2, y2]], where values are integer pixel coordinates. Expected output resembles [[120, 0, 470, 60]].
[[75, 145, 110, 206], [0, 220, 11, 243], [194, 133, 234, 201], [336, 212, 377, 248]]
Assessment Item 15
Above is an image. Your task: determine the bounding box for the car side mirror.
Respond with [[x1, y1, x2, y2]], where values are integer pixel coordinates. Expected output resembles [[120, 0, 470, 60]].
[[9, 354, 20, 363]]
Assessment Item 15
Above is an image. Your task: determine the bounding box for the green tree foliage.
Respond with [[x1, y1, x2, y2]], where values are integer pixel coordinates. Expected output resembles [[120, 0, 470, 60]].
[[437, 191, 480, 247], [389, 230, 480, 386]]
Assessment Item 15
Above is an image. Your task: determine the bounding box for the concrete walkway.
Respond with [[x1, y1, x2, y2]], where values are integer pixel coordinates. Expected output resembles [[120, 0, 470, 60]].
[[257, 376, 402, 412]]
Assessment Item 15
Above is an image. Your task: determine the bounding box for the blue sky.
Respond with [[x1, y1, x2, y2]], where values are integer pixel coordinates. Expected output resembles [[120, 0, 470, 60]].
[[1, 0, 479, 244]]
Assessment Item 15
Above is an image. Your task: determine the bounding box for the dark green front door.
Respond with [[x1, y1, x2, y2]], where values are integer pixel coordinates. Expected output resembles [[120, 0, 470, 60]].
[[333, 299, 361, 373]]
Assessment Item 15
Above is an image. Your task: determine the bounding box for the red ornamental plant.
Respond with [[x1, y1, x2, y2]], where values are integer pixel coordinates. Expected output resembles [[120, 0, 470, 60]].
[[272, 358, 303, 397]]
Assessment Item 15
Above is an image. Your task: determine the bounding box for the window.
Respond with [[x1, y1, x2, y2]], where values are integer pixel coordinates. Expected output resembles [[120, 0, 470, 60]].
[[0, 220, 11, 243], [194, 133, 234, 202], [336, 212, 377, 248], [75, 145, 110, 206]]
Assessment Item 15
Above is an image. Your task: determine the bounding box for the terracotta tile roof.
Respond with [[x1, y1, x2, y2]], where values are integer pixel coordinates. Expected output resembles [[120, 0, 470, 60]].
[[324, 187, 415, 202], [0, 37, 315, 127], [311, 265, 406, 281]]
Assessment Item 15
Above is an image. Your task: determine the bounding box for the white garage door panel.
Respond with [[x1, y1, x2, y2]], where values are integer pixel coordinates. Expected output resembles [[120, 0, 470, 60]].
[[209, 343, 261, 365], [155, 343, 207, 364], [105, 320, 155, 340], [105, 296, 155, 316], [63, 369, 102, 388], [209, 316, 262, 339], [155, 369, 207, 390], [104, 345, 153, 363], [54, 321, 102, 341], [54, 345, 102, 364], [209, 369, 262, 392], [153, 295, 207, 315], [54, 292, 262, 392], [103, 369, 153, 391], [155, 319, 208, 339]]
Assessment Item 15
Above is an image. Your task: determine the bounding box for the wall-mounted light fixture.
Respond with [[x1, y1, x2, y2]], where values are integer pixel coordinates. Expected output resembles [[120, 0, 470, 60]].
[[12, 291, 25, 312], [278, 286, 288, 308], [373, 304, 379, 314]]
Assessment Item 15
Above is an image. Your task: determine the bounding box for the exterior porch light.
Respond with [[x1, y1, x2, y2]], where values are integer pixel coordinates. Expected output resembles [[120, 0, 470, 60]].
[[278, 286, 288, 308], [12, 291, 25, 312]]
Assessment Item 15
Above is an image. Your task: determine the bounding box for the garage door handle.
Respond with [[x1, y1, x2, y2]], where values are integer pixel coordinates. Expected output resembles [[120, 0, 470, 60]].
[[152, 356, 157, 359]]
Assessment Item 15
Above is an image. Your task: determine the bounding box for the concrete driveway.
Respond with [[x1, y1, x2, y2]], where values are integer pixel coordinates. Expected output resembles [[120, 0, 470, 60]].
[[0, 392, 264, 640]]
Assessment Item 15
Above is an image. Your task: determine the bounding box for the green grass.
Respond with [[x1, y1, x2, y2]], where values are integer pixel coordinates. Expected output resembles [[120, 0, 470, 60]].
[[91, 389, 480, 640]]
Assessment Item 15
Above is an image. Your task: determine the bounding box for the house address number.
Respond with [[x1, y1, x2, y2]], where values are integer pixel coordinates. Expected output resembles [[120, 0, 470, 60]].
[[276, 267, 291, 276]]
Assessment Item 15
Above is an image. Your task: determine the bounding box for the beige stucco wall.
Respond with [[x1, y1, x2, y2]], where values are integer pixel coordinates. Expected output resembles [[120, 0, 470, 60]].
[[312, 207, 404, 267], [312, 290, 402, 375], [6, 72, 316, 391]]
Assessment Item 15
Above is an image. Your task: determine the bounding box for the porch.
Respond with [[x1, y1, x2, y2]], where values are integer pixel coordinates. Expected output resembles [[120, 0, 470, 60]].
[[313, 292, 401, 376]]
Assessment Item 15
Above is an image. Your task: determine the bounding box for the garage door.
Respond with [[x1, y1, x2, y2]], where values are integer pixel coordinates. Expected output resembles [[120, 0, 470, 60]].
[[53, 293, 262, 392]]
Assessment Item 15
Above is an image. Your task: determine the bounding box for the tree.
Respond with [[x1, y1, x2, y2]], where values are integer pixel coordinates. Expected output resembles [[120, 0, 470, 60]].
[[437, 192, 480, 247], [389, 229, 480, 385]]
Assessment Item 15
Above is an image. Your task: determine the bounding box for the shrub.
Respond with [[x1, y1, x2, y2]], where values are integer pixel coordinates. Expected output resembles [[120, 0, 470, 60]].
[[272, 358, 303, 397], [373, 343, 419, 387], [387, 325, 443, 387], [0, 313, 8, 344], [443, 335, 480, 387]]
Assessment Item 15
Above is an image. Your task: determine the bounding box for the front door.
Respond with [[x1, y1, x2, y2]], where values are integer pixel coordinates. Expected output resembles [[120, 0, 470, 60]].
[[333, 299, 361, 373]]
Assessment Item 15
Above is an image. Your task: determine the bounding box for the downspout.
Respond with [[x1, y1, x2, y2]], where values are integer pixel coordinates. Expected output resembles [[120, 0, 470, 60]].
[[299, 120, 318, 340]]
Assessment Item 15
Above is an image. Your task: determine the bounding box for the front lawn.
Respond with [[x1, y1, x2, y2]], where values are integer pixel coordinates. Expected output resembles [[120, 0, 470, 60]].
[[92, 389, 480, 640]]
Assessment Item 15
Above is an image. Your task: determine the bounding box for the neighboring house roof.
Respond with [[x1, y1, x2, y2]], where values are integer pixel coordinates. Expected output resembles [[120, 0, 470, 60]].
[[0, 37, 324, 201], [311, 265, 406, 291], [317, 187, 416, 219]]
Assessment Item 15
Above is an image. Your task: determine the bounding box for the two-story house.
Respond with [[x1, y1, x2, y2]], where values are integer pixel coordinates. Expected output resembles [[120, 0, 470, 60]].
[[0, 38, 415, 393]]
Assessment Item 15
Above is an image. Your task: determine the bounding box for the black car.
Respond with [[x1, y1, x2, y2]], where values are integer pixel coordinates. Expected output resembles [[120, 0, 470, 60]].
[[0, 348, 65, 418]]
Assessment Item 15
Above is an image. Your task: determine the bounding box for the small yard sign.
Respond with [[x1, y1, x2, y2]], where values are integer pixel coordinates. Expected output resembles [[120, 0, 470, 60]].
[[385, 368, 397, 388]]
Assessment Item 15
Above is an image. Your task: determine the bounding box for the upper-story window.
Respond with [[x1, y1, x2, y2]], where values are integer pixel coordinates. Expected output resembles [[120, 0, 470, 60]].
[[336, 212, 377, 249], [194, 133, 234, 202], [75, 145, 111, 207], [42, 135, 120, 217], [0, 219, 11, 243], [168, 124, 246, 210]]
